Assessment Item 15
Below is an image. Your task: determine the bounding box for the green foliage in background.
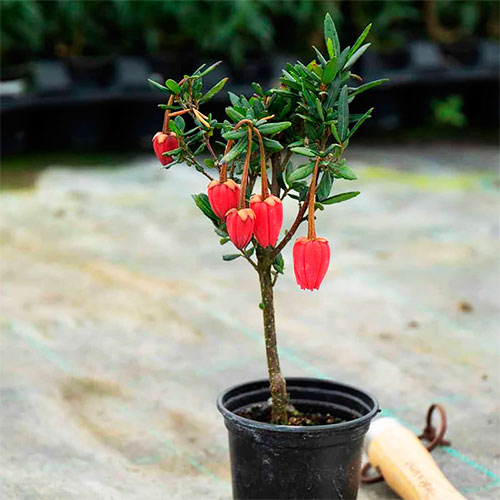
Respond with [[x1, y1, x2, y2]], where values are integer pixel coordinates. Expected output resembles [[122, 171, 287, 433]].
[[432, 95, 467, 128], [1, 0, 498, 67]]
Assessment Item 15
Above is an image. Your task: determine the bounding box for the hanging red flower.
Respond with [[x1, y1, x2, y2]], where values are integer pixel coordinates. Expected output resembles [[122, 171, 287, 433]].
[[208, 179, 241, 219], [250, 194, 283, 247], [226, 208, 256, 249], [293, 236, 331, 290], [152, 132, 178, 166]]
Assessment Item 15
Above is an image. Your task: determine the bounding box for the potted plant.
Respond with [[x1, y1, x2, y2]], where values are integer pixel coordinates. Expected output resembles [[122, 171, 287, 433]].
[[149, 14, 385, 500]]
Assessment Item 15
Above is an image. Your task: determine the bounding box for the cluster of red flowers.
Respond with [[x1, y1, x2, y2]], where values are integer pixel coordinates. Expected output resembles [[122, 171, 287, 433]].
[[152, 125, 330, 291]]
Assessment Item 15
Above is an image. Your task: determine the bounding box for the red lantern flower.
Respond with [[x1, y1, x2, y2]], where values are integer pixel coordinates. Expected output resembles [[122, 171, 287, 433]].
[[293, 236, 331, 290], [250, 194, 283, 247], [226, 208, 256, 249], [152, 131, 178, 166], [207, 179, 241, 219]]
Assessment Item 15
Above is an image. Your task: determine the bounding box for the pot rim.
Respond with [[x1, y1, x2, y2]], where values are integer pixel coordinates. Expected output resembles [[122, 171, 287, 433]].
[[217, 377, 379, 434]]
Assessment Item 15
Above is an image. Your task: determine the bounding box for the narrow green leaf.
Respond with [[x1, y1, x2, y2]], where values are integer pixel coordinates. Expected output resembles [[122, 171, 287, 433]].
[[347, 108, 373, 139], [165, 79, 181, 94], [330, 122, 342, 143], [324, 13, 340, 57], [330, 163, 357, 180], [326, 38, 335, 59], [192, 193, 219, 223], [350, 79, 389, 98], [148, 79, 171, 93], [317, 171, 334, 201], [322, 191, 360, 204], [315, 98, 324, 122], [222, 129, 247, 140], [350, 24, 372, 57], [325, 78, 341, 109], [251, 82, 264, 96], [199, 77, 228, 104], [290, 146, 317, 158], [338, 85, 349, 141], [344, 43, 371, 70], [262, 137, 284, 152], [288, 163, 315, 183], [228, 92, 241, 107], [221, 138, 247, 162], [322, 57, 338, 84], [198, 61, 222, 78], [225, 107, 246, 122], [222, 254, 241, 261], [312, 46, 328, 67], [220, 237, 230, 245], [257, 121, 292, 135]]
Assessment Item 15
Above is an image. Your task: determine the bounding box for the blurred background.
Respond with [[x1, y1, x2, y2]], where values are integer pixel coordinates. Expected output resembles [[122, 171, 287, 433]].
[[1, 0, 499, 165], [1, 2, 499, 499]]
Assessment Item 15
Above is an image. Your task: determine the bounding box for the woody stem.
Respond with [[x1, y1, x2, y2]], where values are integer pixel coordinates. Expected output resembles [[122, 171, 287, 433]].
[[256, 246, 288, 425], [307, 157, 322, 240], [238, 128, 253, 210]]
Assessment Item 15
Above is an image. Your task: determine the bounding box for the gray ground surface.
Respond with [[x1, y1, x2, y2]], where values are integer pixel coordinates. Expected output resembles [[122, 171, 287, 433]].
[[1, 144, 499, 499]]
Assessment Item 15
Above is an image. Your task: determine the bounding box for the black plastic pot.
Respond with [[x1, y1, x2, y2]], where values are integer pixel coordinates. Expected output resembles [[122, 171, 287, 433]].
[[217, 378, 378, 500]]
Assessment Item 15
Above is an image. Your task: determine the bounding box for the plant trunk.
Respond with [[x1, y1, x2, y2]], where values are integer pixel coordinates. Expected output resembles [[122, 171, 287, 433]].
[[256, 246, 289, 424]]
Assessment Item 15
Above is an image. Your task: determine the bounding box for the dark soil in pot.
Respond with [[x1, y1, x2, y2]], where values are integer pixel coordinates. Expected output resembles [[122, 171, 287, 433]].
[[218, 377, 379, 500]]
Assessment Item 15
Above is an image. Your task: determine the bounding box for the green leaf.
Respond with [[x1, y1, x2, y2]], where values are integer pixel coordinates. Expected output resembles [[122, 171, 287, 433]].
[[288, 163, 315, 183], [350, 24, 372, 57], [192, 193, 219, 223], [317, 171, 334, 201], [165, 79, 181, 94], [262, 137, 283, 152], [251, 82, 264, 96], [220, 237, 230, 245], [312, 46, 328, 67], [322, 191, 360, 204], [324, 13, 340, 57], [257, 121, 292, 135], [326, 38, 335, 59], [315, 98, 324, 122], [204, 158, 215, 168], [350, 79, 389, 98], [344, 43, 371, 70], [330, 164, 357, 180], [325, 78, 341, 109], [148, 79, 171, 93], [197, 61, 222, 78], [222, 129, 247, 140], [273, 252, 285, 274], [338, 85, 349, 141], [290, 146, 317, 158], [330, 122, 341, 143], [222, 254, 241, 261], [347, 108, 373, 139], [322, 57, 338, 84], [174, 116, 185, 133], [221, 138, 247, 162], [199, 77, 228, 104], [228, 92, 241, 107], [168, 122, 181, 136], [225, 107, 246, 122]]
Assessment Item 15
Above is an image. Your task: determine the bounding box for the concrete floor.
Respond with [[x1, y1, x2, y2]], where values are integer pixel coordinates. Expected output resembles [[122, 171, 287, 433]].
[[1, 144, 499, 499]]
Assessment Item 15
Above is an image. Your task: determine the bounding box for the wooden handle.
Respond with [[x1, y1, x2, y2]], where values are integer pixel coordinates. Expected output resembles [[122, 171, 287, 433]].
[[368, 424, 466, 500]]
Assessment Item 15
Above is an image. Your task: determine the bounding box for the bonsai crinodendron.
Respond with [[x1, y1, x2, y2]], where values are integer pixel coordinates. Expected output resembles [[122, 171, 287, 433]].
[[149, 14, 386, 425]]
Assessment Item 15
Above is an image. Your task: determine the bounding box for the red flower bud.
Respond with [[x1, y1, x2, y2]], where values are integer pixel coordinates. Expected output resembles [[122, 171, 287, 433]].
[[207, 179, 241, 219], [293, 236, 331, 290], [225, 208, 256, 250], [152, 131, 178, 166], [250, 194, 283, 247]]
